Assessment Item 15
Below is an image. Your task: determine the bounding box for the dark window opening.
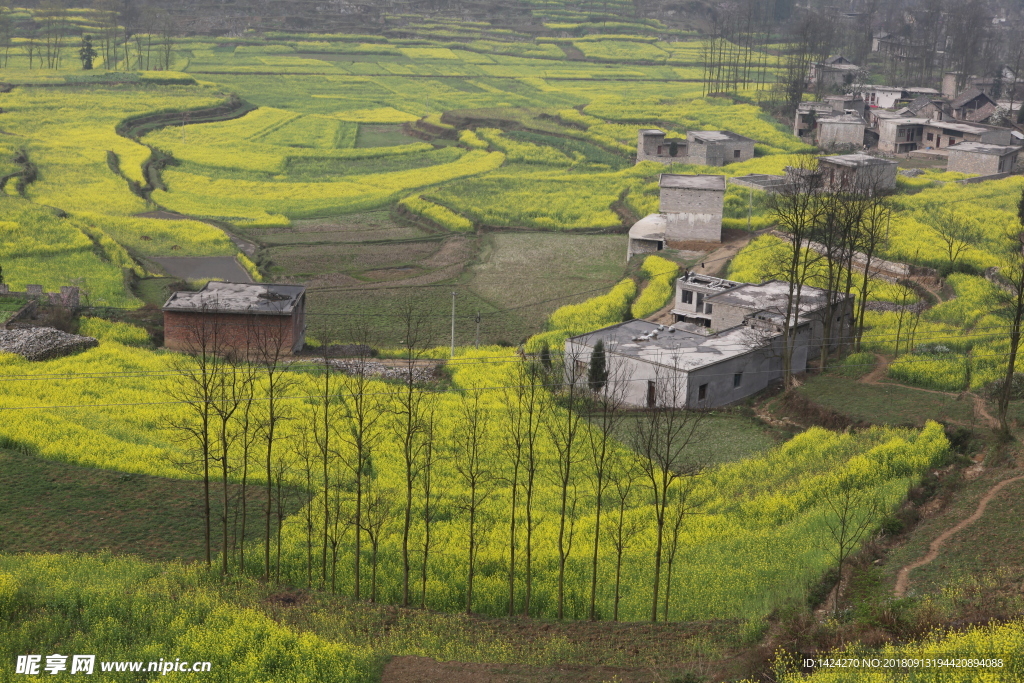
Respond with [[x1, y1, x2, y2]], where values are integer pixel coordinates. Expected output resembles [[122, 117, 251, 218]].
[[733, 372, 742, 388], [926, 132, 933, 141], [647, 380, 656, 407], [733, 149, 741, 158], [705, 304, 713, 314], [698, 383, 707, 401], [682, 290, 693, 304]]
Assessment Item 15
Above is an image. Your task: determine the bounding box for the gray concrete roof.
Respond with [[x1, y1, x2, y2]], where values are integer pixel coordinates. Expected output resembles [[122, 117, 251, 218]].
[[924, 120, 991, 135], [947, 141, 1022, 156], [881, 116, 931, 125], [704, 280, 830, 317], [659, 173, 726, 190], [163, 282, 306, 315], [688, 130, 754, 143], [818, 153, 896, 168], [569, 319, 766, 371], [639, 129, 665, 135], [818, 113, 867, 125]]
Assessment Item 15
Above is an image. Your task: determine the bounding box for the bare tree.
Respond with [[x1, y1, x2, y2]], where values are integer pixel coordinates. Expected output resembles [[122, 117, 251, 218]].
[[629, 365, 708, 622], [995, 189, 1024, 435], [545, 344, 588, 620], [926, 207, 982, 273], [820, 479, 881, 615], [500, 355, 544, 616], [452, 387, 494, 615], [606, 455, 642, 622], [360, 480, 395, 603], [584, 358, 632, 621], [764, 157, 825, 388], [418, 406, 444, 609], [165, 307, 228, 568]]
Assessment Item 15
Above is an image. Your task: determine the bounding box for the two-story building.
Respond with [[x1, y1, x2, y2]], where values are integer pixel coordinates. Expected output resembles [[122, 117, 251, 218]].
[[627, 174, 726, 259], [565, 273, 853, 408]]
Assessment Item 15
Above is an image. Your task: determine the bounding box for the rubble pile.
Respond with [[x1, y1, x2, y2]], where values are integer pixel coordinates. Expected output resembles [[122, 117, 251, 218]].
[[0, 327, 99, 361], [307, 358, 439, 383]]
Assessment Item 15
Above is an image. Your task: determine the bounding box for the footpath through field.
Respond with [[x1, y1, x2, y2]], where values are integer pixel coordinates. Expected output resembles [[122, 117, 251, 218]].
[[893, 472, 1024, 597]]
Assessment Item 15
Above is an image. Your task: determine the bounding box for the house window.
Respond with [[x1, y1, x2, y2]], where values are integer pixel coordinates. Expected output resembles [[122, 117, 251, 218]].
[[733, 372, 743, 388], [682, 290, 693, 304], [647, 380, 656, 407], [733, 149, 741, 158], [698, 383, 708, 401], [927, 132, 933, 141], [705, 304, 713, 314], [949, 137, 955, 146]]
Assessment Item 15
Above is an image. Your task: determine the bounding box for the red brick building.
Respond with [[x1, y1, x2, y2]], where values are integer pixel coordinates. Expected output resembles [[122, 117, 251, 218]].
[[163, 282, 306, 355]]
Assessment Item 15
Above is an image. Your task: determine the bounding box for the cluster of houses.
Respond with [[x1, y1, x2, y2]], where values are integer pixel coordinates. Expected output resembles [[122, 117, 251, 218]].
[[794, 59, 1022, 175]]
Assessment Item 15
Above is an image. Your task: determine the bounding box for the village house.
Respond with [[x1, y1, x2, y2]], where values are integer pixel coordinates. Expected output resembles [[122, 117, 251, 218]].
[[897, 95, 951, 120], [949, 87, 999, 122], [564, 273, 853, 408], [627, 174, 725, 260], [793, 101, 836, 138], [817, 154, 898, 192], [854, 85, 940, 109], [163, 281, 307, 355], [807, 56, 862, 89], [815, 112, 868, 151], [824, 94, 866, 117], [946, 141, 1022, 175], [876, 115, 1013, 153], [636, 129, 755, 167]]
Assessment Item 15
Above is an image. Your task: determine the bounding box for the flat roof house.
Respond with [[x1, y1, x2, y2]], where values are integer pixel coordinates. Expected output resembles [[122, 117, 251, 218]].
[[636, 129, 755, 167], [163, 281, 307, 355], [946, 141, 1022, 175], [817, 154, 898, 192], [627, 174, 726, 259], [565, 273, 852, 408], [815, 112, 868, 151]]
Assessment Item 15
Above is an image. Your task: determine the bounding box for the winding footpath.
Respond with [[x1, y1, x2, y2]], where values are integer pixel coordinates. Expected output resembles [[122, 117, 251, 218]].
[[893, 473, 1024, 597]]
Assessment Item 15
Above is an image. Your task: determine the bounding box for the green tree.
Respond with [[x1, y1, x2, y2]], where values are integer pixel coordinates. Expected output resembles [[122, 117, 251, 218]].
[[79, 34, 97, 70], [588, 339, 609, 391]]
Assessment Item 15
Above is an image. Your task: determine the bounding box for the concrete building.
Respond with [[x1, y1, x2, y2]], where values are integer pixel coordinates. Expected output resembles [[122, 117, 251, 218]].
[[854, 85, 940, 109], [946, 141, 1022, 175], [922, 120, 1013, 148], [627, 174, 725, 259], [564, 274, 853, 408], [794, 101, 836, 138], [808, 56, 862, 89], [636, 129, 755, 167], [876, 116, 930, 153], [824, 94, 866, 117], [815, 112, 868, 151], [163, 281, 307, 355], [817, 154, 898, 192], [900, 95, 950, 120]]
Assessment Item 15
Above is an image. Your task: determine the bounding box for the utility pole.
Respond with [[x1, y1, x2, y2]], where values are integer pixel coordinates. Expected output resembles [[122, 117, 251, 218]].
[[748, 186, 752, 230], [450, 291, 456, 358], [475, 311, 480, 348]]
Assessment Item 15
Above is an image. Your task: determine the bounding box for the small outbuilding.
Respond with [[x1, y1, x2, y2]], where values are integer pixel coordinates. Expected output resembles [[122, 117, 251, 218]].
[[636, 129, 755, 167], [163, 281, 307, 355], [946, 141, 1022, 175], [817, 154, 898, 192], [815, 112, 868, 151]]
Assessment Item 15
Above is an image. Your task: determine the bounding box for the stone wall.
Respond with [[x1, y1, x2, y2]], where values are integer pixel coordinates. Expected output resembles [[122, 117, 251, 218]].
[[947, 150, 1012, 175], [0, 285, 80, 308]]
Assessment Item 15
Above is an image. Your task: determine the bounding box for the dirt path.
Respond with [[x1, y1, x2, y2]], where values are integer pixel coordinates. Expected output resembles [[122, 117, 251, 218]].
[[893, 473, 1024, 597], [860, 354, 890, 384], [688, 230, 757, 277], [973, 395, 999, 430]]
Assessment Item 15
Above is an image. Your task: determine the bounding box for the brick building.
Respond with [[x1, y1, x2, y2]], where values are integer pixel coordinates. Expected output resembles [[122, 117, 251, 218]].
[[817, 154, 898, 192], [163, 282, 307, 355], [815, 113, 868, 151]]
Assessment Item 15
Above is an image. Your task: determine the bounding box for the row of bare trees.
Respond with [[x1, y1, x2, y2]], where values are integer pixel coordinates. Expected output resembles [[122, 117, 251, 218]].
[[166, 308, 717, 622], [758, 159, 895, 387], [0, 2, 176, 71]]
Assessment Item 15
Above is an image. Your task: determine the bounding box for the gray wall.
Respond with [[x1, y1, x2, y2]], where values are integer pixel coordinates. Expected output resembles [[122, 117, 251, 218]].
[[817, 121, 865, 150], [660, 187, 724, 242], [947, 149, 1016, 175]]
